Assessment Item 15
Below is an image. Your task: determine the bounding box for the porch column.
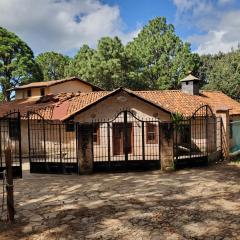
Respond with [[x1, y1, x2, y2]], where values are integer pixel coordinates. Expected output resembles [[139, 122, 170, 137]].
[[216, 108, 230, 160], [160, 123, 174, 171], [78, 123, 93, 174]]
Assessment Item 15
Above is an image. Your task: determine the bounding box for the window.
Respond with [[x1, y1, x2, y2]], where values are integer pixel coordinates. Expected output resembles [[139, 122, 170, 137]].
[[93, 123, 100, 144], [146, 123, 158, 144], [27, 89, 32, 97], [9, 119, 19, 140], [65, 122, 75, 132], [40, 88, 45, 96]]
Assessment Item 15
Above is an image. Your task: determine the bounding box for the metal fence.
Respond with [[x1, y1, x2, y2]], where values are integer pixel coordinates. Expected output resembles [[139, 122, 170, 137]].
[[91, 110, 161, 171], [26, 106, 224, 174], [28, 111, 78, 174], [0, 111, 22, 178], [173, 105, 223, 167]]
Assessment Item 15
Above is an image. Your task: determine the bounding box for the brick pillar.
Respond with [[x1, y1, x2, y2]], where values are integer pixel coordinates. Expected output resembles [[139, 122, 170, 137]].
[[216, 108, 230, 160], [160, 123, 174, 171], [78, 123, 93, 174]]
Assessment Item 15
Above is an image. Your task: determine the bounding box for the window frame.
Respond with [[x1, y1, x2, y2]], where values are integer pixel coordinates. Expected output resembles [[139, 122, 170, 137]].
[[27, 89, 32, 97], [40, 88, 45, 97], [146, 122, 158, 144]]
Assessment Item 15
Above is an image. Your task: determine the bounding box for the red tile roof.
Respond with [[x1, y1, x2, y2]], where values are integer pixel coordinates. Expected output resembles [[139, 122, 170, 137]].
[[198, 91, 240, 115], [135, 90, 204, 117], [8, 77, 103, 91], [1, 89, 240, 120]]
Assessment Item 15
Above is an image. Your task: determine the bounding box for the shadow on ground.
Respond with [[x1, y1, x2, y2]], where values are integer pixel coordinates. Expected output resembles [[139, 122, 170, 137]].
[[0, 162, 239, 240]]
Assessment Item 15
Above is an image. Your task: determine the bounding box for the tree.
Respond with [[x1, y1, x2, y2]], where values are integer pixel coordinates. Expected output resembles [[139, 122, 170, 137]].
[[91, 36, 143, 90], [66, 17, 200, 91], [0, 27, 42, 100], [200, 49, 240, 100], [36, 52, 70, 81], [126, 17, 200, 90], [65, 44, 95, 81], [66, 38, 143, 90], [0, 92, 3, 102]]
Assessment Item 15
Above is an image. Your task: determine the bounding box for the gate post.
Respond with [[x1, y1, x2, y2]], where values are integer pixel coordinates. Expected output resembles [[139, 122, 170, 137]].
[[160, 123, 174, 171], [77, 123, 93, 174], [216, 108, 230, 160]]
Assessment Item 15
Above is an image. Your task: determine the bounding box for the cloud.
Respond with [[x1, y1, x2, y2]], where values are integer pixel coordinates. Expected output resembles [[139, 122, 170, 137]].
[[0, 0, 139, 55], [190, 10, 240, 54], [172, 0, 239, 54], [173, 0, 213, 16], [218, 0, 233, 5]]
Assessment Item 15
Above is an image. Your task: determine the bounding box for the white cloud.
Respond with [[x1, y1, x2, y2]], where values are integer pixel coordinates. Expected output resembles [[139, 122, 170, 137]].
[[173, 0, 213, 16], [0, 0, 139, 54], [172, 0, 240, 54], [189, 31, 238, 54], [189, 11, 240, 54], [218, 0, 233, 5]]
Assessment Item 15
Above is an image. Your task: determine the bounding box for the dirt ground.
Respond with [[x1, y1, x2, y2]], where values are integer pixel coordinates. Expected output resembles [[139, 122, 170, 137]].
[[0, 161, 239, 240]]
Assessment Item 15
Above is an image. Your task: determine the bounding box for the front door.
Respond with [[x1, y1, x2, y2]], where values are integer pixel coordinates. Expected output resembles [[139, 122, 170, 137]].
[[113, 123, 133, 155]]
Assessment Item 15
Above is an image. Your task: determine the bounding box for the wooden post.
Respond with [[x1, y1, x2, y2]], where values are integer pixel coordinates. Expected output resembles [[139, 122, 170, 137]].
[[4, 146, 14, 223]]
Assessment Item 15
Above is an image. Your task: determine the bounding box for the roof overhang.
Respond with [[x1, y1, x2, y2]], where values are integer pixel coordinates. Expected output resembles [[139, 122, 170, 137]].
[[7, 77, 104, 92], [62, 88, 172, 121]]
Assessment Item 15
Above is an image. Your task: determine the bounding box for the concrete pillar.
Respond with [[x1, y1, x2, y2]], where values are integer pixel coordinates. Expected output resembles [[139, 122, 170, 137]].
[[78, 123, 93, 174], [216, 108, 230, 160], [160, 123, 174, 171]]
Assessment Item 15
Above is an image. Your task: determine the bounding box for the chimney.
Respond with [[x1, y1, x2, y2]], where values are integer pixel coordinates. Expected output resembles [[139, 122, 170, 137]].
[[180, 72, 200, 95]]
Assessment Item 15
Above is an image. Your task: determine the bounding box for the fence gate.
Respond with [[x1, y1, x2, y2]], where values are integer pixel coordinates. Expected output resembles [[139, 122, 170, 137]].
[[173, 105, 223, 167], [28, 111, 78, 174], [0, 111, 22, 178], [92, 110, 161, 171]]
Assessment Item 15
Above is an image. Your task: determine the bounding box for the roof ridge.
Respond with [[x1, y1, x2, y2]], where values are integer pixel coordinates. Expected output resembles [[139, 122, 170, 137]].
[[134, 90, 181, 93], [200, 90, 223, 93]]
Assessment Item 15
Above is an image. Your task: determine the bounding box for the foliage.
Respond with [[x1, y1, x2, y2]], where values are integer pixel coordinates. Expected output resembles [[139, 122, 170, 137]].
[[0, 27, 42, 100], [126, 17, 200, 90], [0, 92, 3, 101], [66, 17, 199, 91], [36, 51, 70, 81], [66, 38, 144, 90], [199, 49, 240, 100], [171, 112, 184, 123], [2, 17, 240, 100]]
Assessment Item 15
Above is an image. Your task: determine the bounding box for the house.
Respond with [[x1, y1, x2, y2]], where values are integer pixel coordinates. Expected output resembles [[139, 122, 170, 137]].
[[9, 77, 102, 100], [1, 74, 240, 175]]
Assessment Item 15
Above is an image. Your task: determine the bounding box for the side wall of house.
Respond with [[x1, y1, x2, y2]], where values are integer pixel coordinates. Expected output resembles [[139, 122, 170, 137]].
[[73, 91, 174, 171], [74, 91, 171, 122], [15, 80, 93, 100], [16, 88, 49, 100], [49, 80, 92, 94]]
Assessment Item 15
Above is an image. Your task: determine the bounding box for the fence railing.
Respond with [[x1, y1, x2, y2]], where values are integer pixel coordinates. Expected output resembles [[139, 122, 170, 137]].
[[0, 111, 22, 178], [28, 111, 78, 174]]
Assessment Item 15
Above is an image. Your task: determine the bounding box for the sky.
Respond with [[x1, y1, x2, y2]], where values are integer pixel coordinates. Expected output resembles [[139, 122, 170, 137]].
[[0, 0, 240, 56]]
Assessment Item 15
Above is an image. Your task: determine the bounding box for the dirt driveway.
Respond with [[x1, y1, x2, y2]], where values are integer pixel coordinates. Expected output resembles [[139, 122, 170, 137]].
[[0, 162, 240, 240]]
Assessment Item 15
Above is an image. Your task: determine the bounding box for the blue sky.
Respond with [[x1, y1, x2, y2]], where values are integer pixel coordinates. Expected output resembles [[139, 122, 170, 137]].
[[0, 0, 240, 56]]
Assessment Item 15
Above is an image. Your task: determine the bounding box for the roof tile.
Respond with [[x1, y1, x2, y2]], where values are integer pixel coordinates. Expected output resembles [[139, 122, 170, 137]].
[[1, 89, 240, 120]]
